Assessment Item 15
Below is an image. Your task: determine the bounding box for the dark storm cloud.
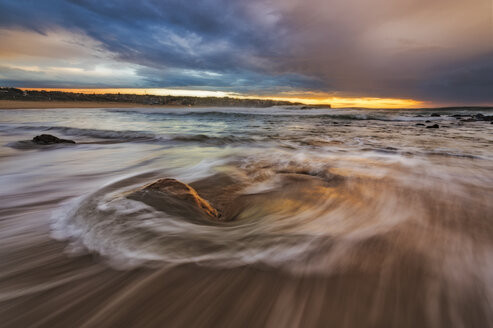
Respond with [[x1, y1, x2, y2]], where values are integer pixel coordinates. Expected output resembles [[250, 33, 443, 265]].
[[417, 55, 493, 103], [137, 66, 325, 94], [264, 0, 493, 104], [0, 1, 275, 69], [0, 0, 303, 90], [0, 0, 491, 103]]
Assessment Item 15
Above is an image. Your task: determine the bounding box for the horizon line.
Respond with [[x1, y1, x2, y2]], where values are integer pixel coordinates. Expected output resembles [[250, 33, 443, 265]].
[[4, 87, 492, 109], [12, 87, 426, 109]]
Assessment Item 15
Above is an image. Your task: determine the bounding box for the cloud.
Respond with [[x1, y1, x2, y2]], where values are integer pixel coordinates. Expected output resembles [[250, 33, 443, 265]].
[[0, 29, 143, 87], [418, 55, 493, 104], [0, 0, 491, 104]]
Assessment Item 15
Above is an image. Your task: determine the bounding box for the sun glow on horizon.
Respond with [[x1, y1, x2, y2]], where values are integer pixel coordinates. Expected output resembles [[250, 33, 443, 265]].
[[24, 88, 234, 98], [22, 88, 427, 108], [248, 95, 426, 109]]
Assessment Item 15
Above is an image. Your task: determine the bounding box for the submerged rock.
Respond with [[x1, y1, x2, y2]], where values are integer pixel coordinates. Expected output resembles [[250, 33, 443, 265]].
[[454, 114, 493, 122], [426, 124, 439, 129], [128, 178, 220, 220], [475, 114, 493, 121], [430, 113, 441, 117], [415, 123, 425, 126], [32, 134, 75, 145]]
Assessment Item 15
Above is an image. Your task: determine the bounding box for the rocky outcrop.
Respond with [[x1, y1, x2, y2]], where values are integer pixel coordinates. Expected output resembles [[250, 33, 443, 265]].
[[472, 114, 493, 121], [127, 170, 345, 224], [300, 104, 332, 109], [32, 134, 75, 144], [128, 178, 220, 220], [450, 113, 493, 122], [426, 124, 439, 129]]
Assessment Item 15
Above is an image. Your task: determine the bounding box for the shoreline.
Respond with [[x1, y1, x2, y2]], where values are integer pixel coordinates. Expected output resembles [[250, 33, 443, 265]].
[[1, 100, 491, 111], [0, 100, 188, 109]]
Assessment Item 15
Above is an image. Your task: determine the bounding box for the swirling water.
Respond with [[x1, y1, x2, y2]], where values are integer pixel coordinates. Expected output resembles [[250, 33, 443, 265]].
[[1, 106, 493, 327]]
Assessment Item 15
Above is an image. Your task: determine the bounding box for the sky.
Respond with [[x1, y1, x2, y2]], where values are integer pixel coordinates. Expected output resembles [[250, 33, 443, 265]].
[[0, 0, 492, 107]]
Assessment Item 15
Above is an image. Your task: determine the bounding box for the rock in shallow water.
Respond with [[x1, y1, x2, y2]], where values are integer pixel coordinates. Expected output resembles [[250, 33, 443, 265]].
[[32, 134, 75, 144], [426, 124, 439, 129], [453, 114, 493, 122], [127, 178, 220, 221]]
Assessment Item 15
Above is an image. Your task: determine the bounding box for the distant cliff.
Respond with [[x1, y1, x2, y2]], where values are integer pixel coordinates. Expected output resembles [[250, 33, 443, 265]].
[[0, 88, 302, 107]]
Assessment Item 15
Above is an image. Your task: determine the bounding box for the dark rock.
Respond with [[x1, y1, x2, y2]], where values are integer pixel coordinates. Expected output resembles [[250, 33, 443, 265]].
[[128, 178, 220, 220], [415, 123, 425, 126], [430, 113, 441, 117], [425, 120, 431, 123], [464, 114, 493, 122], [426, 124, 439, 129], [453, 113, 493, 122], [475, 114, 493, 121], [32, 134, 75, 145], [300, 104, 331, 109]]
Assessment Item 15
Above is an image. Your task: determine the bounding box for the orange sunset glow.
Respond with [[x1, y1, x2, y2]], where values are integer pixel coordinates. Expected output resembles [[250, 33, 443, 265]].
[[23, 88, 426, 108]]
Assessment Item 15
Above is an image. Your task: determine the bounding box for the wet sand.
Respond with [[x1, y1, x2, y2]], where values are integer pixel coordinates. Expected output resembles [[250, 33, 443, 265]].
[[2, 172, 491, 328], [1, 225, 489, 328], [1, 106, 493, 327]]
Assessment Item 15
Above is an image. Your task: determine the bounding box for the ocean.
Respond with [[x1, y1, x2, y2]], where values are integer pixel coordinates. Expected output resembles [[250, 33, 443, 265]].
[[1, 106, 493, 327]]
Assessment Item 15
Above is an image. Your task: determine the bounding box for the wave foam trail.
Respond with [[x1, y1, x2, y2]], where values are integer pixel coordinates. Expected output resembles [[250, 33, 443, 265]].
[[52, 153, 493, 284], [3, 106, 493, 327]]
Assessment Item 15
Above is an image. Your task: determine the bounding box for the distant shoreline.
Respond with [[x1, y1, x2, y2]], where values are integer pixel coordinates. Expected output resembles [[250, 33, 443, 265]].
[[0, 87, 303, 108], [0, 100, 190, 109], [1, 100, 491, 111], [1, 99, 490, 111]]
